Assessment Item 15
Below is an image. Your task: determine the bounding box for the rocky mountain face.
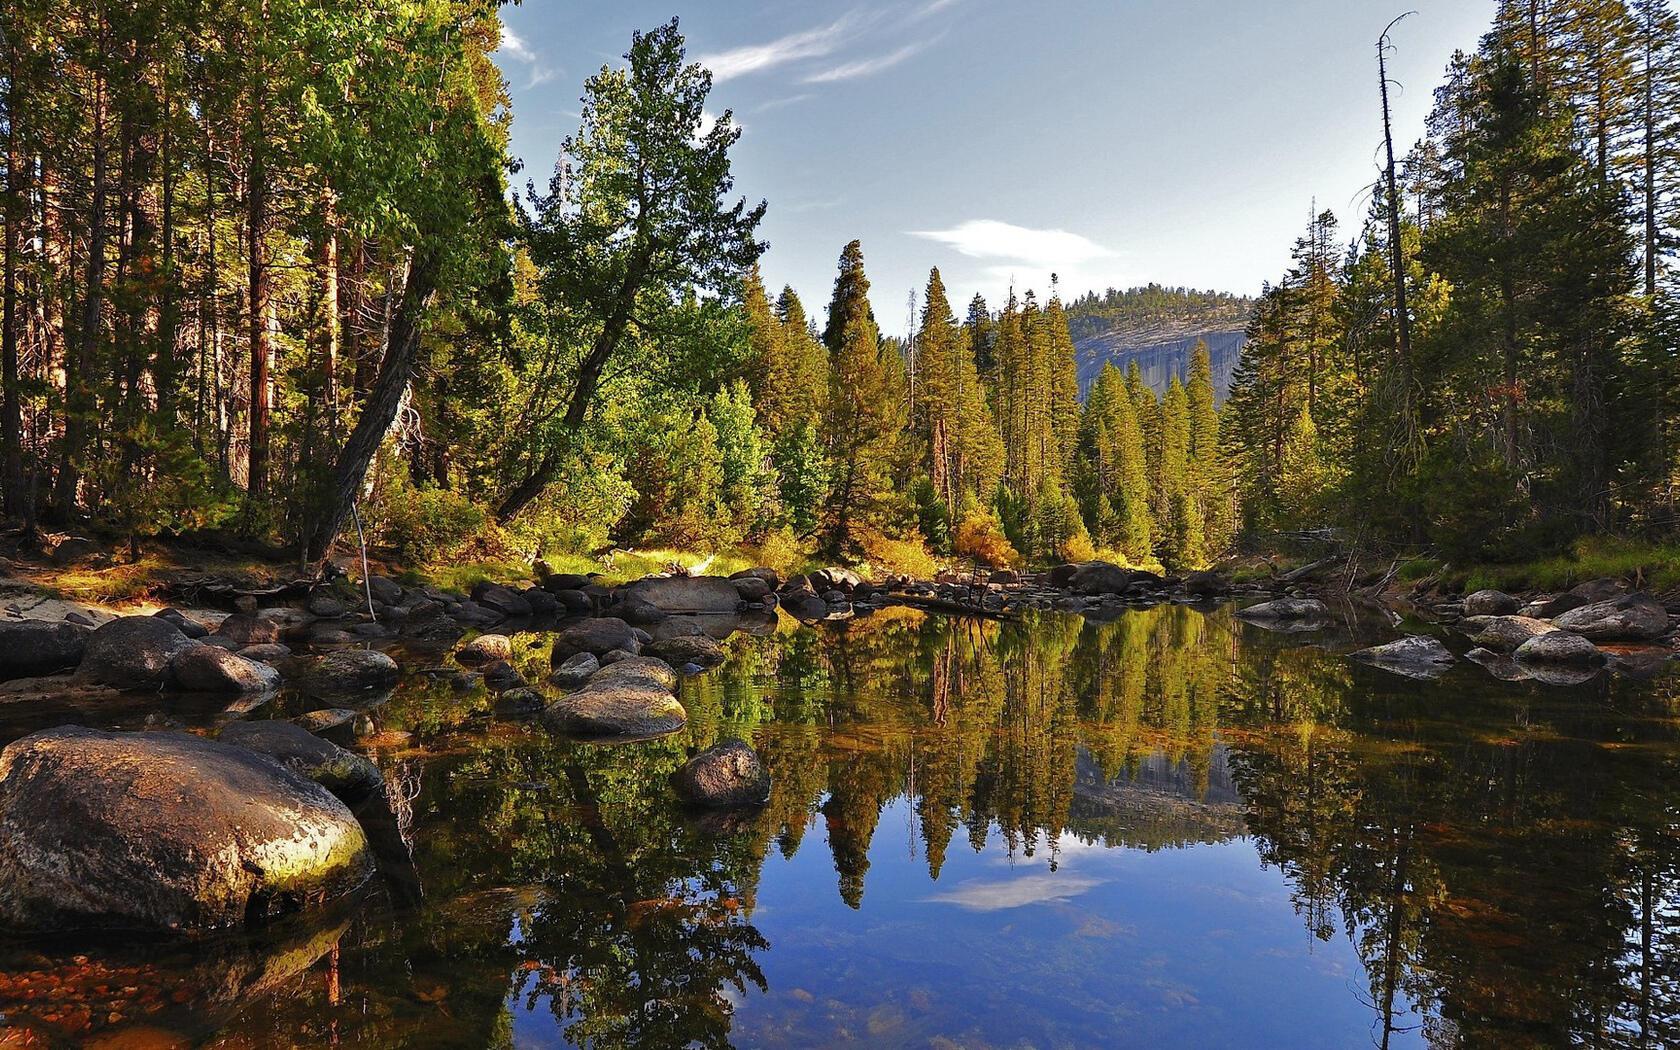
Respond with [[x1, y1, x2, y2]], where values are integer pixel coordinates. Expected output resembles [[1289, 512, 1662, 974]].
[[1074, 328, 1248, 405]]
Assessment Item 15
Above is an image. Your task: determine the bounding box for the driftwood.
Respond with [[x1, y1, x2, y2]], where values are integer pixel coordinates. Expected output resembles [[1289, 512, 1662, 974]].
[[163, 571, 323, 608], [1280, 557, 1340, 583], [890, 592, 1021, 622]]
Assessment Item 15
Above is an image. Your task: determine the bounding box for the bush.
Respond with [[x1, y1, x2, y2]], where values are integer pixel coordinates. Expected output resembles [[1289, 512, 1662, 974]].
[[373, 485, 488, 565], [953, 509, 1021, 568], [858, 528, 940, 579]]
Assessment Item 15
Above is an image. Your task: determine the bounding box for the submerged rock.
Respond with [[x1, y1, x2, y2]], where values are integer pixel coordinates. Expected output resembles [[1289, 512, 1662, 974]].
[[493, 687, 547, 718], [77, 615, 198, 690], [1350, 636, 1456, 679], [672, 740, 771, 808], [1465, 647, 1532, 682], [169, 645, 282, 695], [0, 727, 372, 934], [295, 709, 373, 748], [0, 621, 90, 681], [644, 634, 727, 670], [1552, 594, 1670, 642], [295, 649, 399, 698], [1514, 630, 1606, 666], [551, 617, 640, 663], [1235, 598, 1330, 624], [218, 721, 384, 805], [1463, 615, 1557, 652]]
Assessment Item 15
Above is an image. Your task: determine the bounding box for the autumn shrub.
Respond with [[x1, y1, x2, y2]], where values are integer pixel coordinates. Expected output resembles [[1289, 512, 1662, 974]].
[[953, 509, 1020, 568]]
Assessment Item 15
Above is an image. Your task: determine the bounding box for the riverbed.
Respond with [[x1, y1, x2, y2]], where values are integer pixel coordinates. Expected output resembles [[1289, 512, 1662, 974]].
[[1, 602, 1677, 1048]]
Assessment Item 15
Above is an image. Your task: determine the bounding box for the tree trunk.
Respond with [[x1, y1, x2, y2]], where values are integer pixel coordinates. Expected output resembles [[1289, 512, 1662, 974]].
[[305, 248, 439, 563], [247, 106, 270, 500], [57, 51, 109, 520], [1, 44, 24, 515]]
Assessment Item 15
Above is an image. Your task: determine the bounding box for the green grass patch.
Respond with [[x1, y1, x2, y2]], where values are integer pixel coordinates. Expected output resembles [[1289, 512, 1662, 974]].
[[1460, 537, 1680, 594]]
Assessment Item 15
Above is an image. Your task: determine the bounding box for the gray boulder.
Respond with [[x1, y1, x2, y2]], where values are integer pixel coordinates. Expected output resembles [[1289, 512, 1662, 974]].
[[365, 576, 404, 606], [213, 614, 283, 647], [618, 576, 743, 614], [549, 651, 601, 689], [218, 721, 384, 804], [153, 607, 209, 638], [810, 567, 865, 593], [542, 679, 686, 738], [295, 649, 399, 698], [170, 645, 282, 694], [1553, 594, 1670, 642], [1236, 598, 1331, 624], [306, 593, 350, 619], [78, 615, 198, 689], [238, 643, 293, 663], [1534, 578, 1625, 618], [1463, 589, 1521, 617], [731, 576, 774, 602], [551, 589, 594, 616], [1463, 615, 1557, 652], [589, 657, 680, 691], [0, 727, 372, 933], [730, 567, 781, 591], [645, 633, 727, 670], [551, 617, 640, 663], [472, 582, 532, 618], [295, 709, 372, 748], [672, 740, 771, 808], [1069, 562, 1135, 596], [1515, 630, 1606, 666], [1350, 636, 1456, 679], [0, 621, 89, 680], [457, 633, 512, 663]]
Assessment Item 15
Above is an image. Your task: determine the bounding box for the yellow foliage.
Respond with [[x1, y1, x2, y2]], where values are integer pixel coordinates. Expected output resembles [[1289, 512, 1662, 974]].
[[953, 510, 1021, 568], [857, 528, 941, 579]]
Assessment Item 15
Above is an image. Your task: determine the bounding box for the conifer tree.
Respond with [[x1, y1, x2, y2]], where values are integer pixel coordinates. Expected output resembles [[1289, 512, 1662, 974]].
[[1185, 342, 1233, 555]]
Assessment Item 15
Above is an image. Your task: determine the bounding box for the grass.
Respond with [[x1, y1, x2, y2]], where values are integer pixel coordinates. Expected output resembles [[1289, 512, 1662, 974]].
[[1456, 537, 1680, 594]]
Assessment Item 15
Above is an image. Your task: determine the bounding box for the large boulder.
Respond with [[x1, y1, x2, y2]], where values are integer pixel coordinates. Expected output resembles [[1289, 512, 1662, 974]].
[[1236, 598, 1331, 624], [77, 616, 198, 689], [1552, 594, 1670, 642], [1463, 615, 1557, 652], [617, 576, 743, 614], [365, 576, 404, 606], [169, 645, 282, 695], [549, 652, 601, 689], [672, 740, 770, 808], [0, 727, 372, 933], [1463, 589, 1521, 617], [218, 721, 384, 805], [551, 617, 640, 663], [550, 589, 595, 617], [1534, 578, 1625, 619], [213, 613, 284, 648], [1350, 636, 1456, 679], [1068, 562, 1133, 596], [0, 621, 90, 681], [589, 656, 680, 691], [730, 567, 781, 591], [456, 634, 512, 664], [781, 591, 828, 621], [471, 582, 532, 619], [1515, 630, 1607, 666], [542, 678, 686, 738], [154, 607, 209, 638], [731, 576, 774, 603], [294, 649, 399, 698], [614, 595, 670, 625], [1183, 571, 1230, 599], [810, 567, 865, 594], [644, 634, 727, 671]]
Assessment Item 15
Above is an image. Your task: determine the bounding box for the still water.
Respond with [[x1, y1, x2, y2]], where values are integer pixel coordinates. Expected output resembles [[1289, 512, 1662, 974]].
[[2, 603, 1679, 1049]]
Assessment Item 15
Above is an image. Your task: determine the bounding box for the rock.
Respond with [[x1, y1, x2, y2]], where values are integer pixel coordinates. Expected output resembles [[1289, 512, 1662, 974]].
[[731, 576, 773, 602], [1069, 562, 1141, 596], [1235, 598, 1331, 624], [618, 576, 743, 614], [551, 589, 594, 616], [238, 643, 293, 663], [1465, 647, 1532, 682], [309, 628, 359, 647], [589, 657, 680, 691], [218, 721, 384, 805], [294, 709, 372, 748], [78, 616, 198, 689], [295, 649, 399, 697], [493, 688, 547, 718], [306, 594, 350, 619], [1046, 563, 1082, 588], [169, 645, 282, 694], [551, 617, 640, 663], [1184, 571, 1229, 598], [672, 740, 770, 808], [781, 592, 827, 620], [351, 622, 396, 639], [213, 614, 283, 648], [521, 588, 560, 616], [601, 648, 638, 665], [1350, 636, 1456, 679], [0, 621, 89, 680], [472, 582, 532, 619], [481, 660, 528, 692], [1515, 630, 1606, 666], [1552, 594, 1670, 642], [645, 633, 726, 670], [610, 595, 666, 625], [989, 569, 1021, 586], [541, 573, 595, 593], [457, 634, 512, 664], [549, 652, 601, 689], [1463, 615, 1557, 652], [50, 536, 103, 565], [365, 576, 404, 606], [730, 567, 781, 591], [153, 607, 209, 639], [810, 567, 865, 593], [0, 727, 372, 933], [542, 679, 687, 738], [63, 609, 96, 628], [1463, 589, 1521, 616], [1534, 578, 1625, 618]]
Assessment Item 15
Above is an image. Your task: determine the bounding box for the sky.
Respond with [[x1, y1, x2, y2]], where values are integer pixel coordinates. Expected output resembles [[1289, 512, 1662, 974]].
[[493, 0, 1497, 333]]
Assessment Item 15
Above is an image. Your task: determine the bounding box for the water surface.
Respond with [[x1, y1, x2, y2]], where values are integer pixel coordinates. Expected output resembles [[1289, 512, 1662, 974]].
[[1, 603, 1678, 1049]]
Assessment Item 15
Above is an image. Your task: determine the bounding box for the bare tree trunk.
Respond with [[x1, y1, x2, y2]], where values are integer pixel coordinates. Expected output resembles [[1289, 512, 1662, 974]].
[[246, 104, 270, 501], [2, 43, 24, 514], [305, 248, 438, 563], [57, 36, 108, 520]]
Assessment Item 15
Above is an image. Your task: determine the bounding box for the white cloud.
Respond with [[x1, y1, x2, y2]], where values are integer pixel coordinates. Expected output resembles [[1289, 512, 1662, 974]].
[[917, 0, 965, 18], [697, 13, 869, 83], [499, 25, 534, 62], [803, 42, 930, 84], [925, 874, 1105, 912], [498, 24, 558, 91], [911, 219, 1117, 268]]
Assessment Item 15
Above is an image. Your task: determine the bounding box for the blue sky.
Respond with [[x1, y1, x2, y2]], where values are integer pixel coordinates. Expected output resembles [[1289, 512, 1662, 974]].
[[494, 0, 1495, 332]]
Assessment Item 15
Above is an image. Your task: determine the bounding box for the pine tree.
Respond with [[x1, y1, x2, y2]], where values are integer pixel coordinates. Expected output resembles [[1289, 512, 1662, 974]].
[[1185, 342, 1233, 556]]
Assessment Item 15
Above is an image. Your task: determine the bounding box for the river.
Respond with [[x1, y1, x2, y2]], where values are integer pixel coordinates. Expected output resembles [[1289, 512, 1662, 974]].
[[1, 602, 1677, 1048]]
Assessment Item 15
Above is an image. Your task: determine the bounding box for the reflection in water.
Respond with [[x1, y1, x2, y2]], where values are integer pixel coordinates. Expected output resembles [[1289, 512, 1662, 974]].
[[2, 604, 1679, 1047]]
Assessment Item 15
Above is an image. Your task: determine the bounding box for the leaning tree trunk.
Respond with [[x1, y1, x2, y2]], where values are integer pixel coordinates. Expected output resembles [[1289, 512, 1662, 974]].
[[304, 247, 439, 564]]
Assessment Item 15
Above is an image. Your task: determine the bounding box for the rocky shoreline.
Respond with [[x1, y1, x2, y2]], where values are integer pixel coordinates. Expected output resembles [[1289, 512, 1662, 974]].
[[0, 555, 1674, 941]]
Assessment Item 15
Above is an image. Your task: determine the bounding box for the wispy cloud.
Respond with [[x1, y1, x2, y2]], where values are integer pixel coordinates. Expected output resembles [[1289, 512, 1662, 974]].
[[754, 93, 814, 114], [911, 220, 1117, 268], [916, 0, 966, 18], [697, 13, 871, 83], [499, 24, 559, 90], [803, 41, 931, 84], [925, 874, 1105, 912]]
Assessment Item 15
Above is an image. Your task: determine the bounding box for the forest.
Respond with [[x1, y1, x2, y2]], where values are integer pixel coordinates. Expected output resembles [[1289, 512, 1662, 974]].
[[1, 0, 1678, 578]]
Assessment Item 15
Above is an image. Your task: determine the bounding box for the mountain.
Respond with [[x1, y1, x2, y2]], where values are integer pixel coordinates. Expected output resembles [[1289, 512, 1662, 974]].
[[1063, 285, 1255, 405]]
